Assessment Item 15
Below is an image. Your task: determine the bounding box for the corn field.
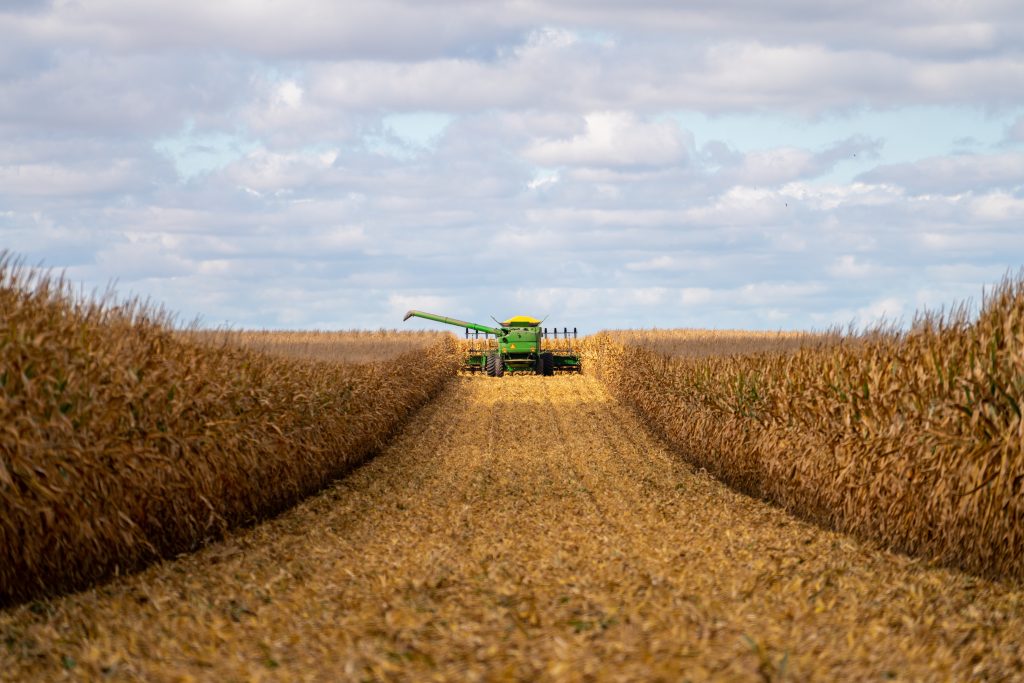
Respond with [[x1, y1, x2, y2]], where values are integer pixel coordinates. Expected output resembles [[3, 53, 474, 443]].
[[0, 255, 459, 606], [2, 252, 1022, 678], [191, 329, 446, 364], [603, 328, 837, 358], [3, 375, 1022, 680], [583, 276, 1024, 580]]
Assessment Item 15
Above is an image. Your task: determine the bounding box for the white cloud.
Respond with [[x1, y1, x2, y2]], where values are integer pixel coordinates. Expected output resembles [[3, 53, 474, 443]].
[[828, 255, 881, 278], [387, 293, 460, 319], [310, 225, 367, 252], [276, 80, 303, 109], [221, 148, 341, 193], [856, 296, 906, 326], [969, 192, 1024, 222], [524, 112, 690, 168], [1, 2, 1022, 331], [858, 151, 1024, 194], [626, 255, 675, 271], [0, 159, 150, 196], [680, 287, 714, 306], [516, 26, 580, 54], [12, 1, 522, 60], [732, 147, 816, 185], [683, 186, 787, 226], [527, 169, 560, 190], [1007, 116, 1024, 143], [733, 282, 827, 307], [240, 75, 361, 148]]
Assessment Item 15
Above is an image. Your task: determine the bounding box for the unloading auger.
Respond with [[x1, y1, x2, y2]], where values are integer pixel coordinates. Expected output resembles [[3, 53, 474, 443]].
[[403, 310, 581, 376]]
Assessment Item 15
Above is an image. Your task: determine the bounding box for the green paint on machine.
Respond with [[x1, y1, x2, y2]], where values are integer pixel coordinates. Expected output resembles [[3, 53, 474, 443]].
[[403, 310, 582, 376]]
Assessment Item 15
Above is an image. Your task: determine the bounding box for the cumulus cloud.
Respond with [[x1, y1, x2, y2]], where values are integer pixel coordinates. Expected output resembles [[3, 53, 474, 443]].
[[828, 255, 883, 279], [1, 2, 1022, 330], [712, 136, 881, 187], [626, 255, 676, 271], [1, 0, 525, 61], [524, 112, 691, 168], [856, 296, 906, 326], [969, 192, 1024, 222], [290, 37, 1024, 114], [1004, 116, 1024, 143], [0, 158, 154, 197], [857, 152, 1024, 194]]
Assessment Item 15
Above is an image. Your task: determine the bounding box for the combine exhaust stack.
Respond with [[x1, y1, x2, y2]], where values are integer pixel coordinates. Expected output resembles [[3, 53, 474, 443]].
[[403, 309, 582, 376]]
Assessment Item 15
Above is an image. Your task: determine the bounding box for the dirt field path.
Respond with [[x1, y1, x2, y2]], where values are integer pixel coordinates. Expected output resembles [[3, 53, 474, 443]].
[[2, 375, 1022, 681]]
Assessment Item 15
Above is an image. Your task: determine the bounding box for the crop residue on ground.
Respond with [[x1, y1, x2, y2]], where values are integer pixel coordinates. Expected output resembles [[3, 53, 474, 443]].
[[2, 375, 1021, 681]]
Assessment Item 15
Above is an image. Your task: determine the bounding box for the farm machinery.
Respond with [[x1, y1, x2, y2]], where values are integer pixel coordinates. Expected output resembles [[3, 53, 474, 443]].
[[403, 310, 581, 376]]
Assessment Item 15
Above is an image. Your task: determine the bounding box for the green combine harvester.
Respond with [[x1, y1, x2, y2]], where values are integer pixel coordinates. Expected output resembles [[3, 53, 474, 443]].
[[403, 310, 582, 376]]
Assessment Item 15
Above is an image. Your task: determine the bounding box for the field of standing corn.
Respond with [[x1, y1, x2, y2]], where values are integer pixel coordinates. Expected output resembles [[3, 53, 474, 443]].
[[1, 250, 1022, 678], [584, 276, 1024, 581], [0, 256, 459, 606], [192, 328, 446, 364]]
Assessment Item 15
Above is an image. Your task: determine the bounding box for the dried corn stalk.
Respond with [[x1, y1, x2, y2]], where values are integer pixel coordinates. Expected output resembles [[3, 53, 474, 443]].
[[584, 278, 1024, 580], [0, 254, 461, 605]]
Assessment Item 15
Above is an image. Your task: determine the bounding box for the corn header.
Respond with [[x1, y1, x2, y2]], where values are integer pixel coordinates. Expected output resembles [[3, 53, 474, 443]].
[[403, 310, 581, 376]]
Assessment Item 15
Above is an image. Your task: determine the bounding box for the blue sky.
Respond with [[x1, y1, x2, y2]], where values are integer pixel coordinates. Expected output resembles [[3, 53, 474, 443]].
[[1, 1, 1023, 332]]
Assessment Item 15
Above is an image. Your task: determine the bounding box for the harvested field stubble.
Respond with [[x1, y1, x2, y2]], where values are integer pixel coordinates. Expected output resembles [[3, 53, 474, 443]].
[[0, 256, 460, 606], [584, 276, 1024, 580]]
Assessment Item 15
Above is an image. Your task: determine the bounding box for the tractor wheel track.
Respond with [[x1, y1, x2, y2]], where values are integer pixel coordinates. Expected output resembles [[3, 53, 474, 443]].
[[1, 375, 1022, 681]]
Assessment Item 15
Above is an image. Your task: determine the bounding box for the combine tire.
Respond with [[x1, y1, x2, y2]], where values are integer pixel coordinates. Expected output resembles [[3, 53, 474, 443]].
[[486, 352, 504, 377], [541, 352, 554, 376]]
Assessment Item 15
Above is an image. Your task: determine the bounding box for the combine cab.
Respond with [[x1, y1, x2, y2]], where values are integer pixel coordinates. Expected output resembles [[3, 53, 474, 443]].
[[403, 310, 581, 376]]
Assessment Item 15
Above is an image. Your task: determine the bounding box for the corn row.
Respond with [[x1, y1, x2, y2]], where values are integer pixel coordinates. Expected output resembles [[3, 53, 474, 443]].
[[584, 278, 1024, 580], [0, 256, 461, 606], [191, 328, 446, 364]]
